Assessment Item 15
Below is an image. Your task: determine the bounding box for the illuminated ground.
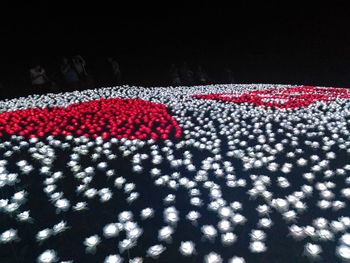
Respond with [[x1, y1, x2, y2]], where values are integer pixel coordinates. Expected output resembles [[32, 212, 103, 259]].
[[0, 84, 350, 263]]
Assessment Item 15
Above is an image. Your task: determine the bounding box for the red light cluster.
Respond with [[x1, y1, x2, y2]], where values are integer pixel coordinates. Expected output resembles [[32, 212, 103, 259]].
[[0, 98, 182, 140], [193, 86, 350, 109]]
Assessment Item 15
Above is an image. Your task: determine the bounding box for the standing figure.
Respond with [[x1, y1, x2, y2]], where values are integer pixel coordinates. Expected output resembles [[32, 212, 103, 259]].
[[72, 55, 88, 80], [60, 57, 80, 90], [223, 68, 235, 84], [29, 64, 52, 93], [107, 57, 122, 85], [169, 64, 182, 86], [73, 54, 95, 89], [180, 62, 195, 86], [195, 65, 209, 85]]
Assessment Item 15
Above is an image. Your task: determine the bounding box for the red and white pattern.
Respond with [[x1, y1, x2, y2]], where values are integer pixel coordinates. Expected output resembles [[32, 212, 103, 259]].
[[0, 84, 350, 263], [193, 86, 350, 108]]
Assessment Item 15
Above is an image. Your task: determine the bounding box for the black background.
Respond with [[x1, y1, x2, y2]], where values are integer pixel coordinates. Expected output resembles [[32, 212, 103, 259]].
[[1, 2, 350, 96]]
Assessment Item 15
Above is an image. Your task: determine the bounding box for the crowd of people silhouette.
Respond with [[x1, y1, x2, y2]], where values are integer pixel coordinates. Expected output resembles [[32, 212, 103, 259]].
[[0, 56, 236, 99]]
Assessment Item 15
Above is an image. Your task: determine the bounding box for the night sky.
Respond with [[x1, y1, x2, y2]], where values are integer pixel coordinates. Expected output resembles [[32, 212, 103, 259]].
[[1, 3, 350, 95]]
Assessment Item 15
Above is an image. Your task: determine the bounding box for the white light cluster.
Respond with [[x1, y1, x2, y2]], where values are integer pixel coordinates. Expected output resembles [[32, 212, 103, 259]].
[[0, 84, 349, 263]]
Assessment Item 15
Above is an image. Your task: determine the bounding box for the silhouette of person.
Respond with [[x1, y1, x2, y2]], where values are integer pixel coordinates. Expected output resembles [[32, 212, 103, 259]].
[[223, 68, 235, 83], [107, 57, 122, 85], [180, 62, 195, 86], [169, 64, 182, 86], [29, 64, 52, 93], [195, 65, 209, 85], [72, 55, 88, 80], [61, 57, 80, 90]]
